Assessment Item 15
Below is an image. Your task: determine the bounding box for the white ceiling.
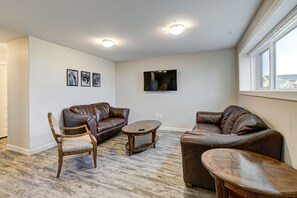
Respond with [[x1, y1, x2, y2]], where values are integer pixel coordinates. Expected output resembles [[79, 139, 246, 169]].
[[0, 0, 262, 61]]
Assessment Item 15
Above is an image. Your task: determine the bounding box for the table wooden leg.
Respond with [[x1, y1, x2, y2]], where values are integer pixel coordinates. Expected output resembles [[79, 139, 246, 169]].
[[128, 135, 133, 156], [215, 177, 228, 198], [152, 129, 156, 148]]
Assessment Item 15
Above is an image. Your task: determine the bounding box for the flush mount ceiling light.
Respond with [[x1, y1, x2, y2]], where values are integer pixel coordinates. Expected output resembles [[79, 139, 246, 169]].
[[101, 39, 114, 47], [169, 24, 186, 35]]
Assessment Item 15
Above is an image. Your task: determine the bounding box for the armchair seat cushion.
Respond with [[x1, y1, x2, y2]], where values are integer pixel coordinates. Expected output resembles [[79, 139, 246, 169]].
[[62, 135, 95, 152]]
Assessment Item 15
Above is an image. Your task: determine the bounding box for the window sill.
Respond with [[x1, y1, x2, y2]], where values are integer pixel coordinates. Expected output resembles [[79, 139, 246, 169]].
[[239, 90, 297, 102]]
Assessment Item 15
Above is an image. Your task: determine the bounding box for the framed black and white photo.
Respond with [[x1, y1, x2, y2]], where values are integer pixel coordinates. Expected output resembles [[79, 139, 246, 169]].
[[81, 71, 91, 87], [92, 73, 101, 87], [67, 69, 78, 86]]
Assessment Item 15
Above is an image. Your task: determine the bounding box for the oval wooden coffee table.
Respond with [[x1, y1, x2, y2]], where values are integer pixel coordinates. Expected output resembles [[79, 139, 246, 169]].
[[201, 148, 297, 198], [122, 120, 161, 156]]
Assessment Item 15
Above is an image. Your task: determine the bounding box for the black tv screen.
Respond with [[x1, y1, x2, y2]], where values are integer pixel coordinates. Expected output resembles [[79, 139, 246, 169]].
[[144, 70, 177, 91]]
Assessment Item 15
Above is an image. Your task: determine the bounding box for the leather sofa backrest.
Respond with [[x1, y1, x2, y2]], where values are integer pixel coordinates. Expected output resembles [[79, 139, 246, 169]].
[[92, 102, 110, 122], [69, 102, 111, 122], [231, 113, 268, 135], [220, 105, 244, 131], [222, 109, 250, 134], [70, 105, 96, 118], [220, 105, 268, 135]]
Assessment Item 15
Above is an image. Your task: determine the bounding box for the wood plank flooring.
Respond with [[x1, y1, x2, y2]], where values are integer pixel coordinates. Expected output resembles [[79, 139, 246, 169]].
[[0, 130, 215, 198]]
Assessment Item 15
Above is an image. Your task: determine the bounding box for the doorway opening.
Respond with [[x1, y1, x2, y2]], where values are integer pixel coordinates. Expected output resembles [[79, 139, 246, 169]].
[[0, 43, 8, 147]]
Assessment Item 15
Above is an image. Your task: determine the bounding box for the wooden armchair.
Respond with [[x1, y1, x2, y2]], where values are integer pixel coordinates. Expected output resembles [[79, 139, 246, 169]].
[[47, 112, 97, 178]]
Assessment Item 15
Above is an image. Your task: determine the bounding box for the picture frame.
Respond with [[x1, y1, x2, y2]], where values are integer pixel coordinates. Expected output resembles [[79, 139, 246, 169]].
[[81, 71, 91, 87], [92, 73, 101, 87], [67, 69, 78, 86]]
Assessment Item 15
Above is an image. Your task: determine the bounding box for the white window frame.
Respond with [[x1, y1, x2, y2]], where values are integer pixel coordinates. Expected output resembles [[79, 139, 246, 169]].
[[252, 21, 297, 91], [274, 25, 297, 90], [239, 3, 297, 102], [258, 48, 271, 90]]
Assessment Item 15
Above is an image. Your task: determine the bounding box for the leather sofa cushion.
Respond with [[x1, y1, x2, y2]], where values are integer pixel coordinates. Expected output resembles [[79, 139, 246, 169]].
[[92, 103, 110, 121], [192, 123, 221, 135], [106, 118, 125, 127], [97, 121, 114, 132], [222, 109, 250, 134], [220, 105, 243, 130], [70, 105, 96, 118], [97, 118, 125, 132], [196, 112, 222, 125], [231, 114, 268, 135]]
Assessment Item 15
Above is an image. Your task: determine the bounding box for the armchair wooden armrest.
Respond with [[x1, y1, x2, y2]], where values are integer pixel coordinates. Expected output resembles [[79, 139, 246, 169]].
[[56, 132, 89, 138], [58, 124, 97, 144], [60, 124, 88, 131]]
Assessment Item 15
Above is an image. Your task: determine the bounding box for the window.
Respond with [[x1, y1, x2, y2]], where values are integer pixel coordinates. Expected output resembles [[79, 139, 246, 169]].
[[259, 49, 270, 89], [252, 25, 297, 90], [275, 27, 297, 89]]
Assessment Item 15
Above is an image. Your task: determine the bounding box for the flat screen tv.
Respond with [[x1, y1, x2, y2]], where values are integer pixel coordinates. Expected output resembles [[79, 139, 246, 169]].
[[144, 69, 177, 91]]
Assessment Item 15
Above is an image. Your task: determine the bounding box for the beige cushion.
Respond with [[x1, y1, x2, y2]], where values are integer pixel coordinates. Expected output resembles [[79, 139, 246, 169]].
[[62, 135, 95, 152]]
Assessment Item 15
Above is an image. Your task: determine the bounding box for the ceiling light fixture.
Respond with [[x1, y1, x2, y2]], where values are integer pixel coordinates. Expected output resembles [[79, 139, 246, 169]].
[[169, 24, 186, 35], [102, 39, 114, 47]]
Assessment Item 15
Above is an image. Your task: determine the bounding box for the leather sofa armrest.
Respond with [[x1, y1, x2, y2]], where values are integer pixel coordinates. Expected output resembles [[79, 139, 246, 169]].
[[180, 129, 282, 190], [182, 129, 282, 158], [63, 109, 97, 137], [109, 107, 130, 124], [196, 111, 222, 126]]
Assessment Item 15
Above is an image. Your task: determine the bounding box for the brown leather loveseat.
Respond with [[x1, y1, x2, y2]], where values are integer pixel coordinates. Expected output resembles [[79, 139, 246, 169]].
[[180, 105, 282, 190], [63, 102, 130, 143]]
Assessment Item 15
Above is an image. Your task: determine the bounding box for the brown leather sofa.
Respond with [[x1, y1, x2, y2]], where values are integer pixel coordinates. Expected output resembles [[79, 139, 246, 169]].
[[180, 105, 282, 190], [63, 102, 130, 143]]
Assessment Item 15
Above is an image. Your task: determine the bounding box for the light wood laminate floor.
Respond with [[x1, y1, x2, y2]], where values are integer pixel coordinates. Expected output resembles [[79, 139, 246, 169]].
[[0, 131, 215, 198]]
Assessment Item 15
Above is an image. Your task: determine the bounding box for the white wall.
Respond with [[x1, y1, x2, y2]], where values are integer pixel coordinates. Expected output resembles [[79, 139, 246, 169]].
[[238, 96, 297, 168], [7, 36, 115, 154], [0, 44, 7, 138], [0, 44, 7, 62], [236, 0, 297, 168], [28, 37, 115, 152], [115, 48, 237, 130], [7, 37, 30, 150]]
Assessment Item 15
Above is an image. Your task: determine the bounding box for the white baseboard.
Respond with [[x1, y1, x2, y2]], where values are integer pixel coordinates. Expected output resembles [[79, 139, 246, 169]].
[[6, 141, 56, 155], [29, 142, 57, 155], [159, 126, 191, 132], [6, 128, 189, 155], [6, 144, 31, 155]]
